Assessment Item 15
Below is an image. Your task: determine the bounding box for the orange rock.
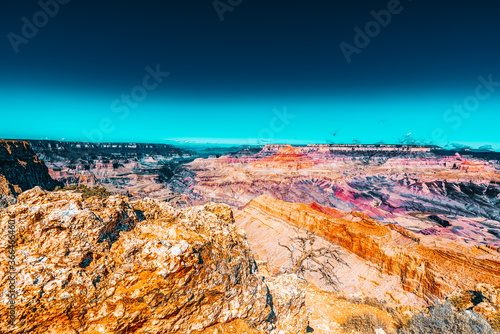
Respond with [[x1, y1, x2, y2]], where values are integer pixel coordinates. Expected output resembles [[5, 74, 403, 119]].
[[253, 145, 317, 169], [1, 188, 295, 333], [242, 196, 500, 302]]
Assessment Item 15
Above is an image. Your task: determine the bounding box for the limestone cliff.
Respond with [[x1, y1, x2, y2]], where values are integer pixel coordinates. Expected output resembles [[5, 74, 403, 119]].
[[240, 196, 500, 302], [0, 140, 60, 199], [0, 188, 308, 333]]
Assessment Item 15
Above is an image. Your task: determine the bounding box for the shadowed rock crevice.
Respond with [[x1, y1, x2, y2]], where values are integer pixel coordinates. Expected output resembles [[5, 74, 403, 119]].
[[79, 252, 93, 268]]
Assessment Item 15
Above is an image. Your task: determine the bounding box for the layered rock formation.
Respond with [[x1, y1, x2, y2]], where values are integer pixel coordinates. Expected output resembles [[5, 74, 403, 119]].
[[28, 141, 189, 160], [259, 144, 436, 156], [0, 188, 307, 333], [253, 145, 316, 169], [29, 140, 195, 201], [237, 196, 500, 303], [0, 140, 60, 200], [172, 144, 500, 248], [236, 201, 426, 307]]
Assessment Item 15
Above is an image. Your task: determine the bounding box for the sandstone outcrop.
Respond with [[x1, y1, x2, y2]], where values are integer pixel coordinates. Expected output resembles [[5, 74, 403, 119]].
[[236, 201, 426, 307], [239, 196, 500, 302], [0, 140, 60, 201], [0, 188, 308, 333]]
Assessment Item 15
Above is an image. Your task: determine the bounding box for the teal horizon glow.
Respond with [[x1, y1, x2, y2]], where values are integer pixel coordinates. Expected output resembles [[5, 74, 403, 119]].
[[1, 84, 499, 150]]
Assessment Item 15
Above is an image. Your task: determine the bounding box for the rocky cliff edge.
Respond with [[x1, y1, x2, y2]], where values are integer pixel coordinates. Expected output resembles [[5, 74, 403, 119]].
[[0, 187, 307, 333]]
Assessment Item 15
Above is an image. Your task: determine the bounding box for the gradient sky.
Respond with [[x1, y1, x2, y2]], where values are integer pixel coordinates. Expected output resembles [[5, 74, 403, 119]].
[[1, 0, 499, 148]]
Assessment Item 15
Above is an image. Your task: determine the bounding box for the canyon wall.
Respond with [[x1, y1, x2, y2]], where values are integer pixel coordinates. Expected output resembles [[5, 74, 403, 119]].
[[28, 140, 196, 200], [28, 140, 190, 161], [0, 140, 60, 198], [173, 145, 500, 248], [241, 196, 500, 302]]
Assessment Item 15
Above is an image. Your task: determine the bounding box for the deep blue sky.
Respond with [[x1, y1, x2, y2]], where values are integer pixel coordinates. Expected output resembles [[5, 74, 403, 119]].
[[1, 0, 499, 148]]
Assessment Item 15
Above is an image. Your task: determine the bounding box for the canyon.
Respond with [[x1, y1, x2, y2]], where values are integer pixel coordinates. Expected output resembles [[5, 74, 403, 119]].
[[1, 140, 500, 332], [28, 140, 196, 202], [174, 144, 500, 248], [170, 143, 500, 328], [237, 195, 500, 302]]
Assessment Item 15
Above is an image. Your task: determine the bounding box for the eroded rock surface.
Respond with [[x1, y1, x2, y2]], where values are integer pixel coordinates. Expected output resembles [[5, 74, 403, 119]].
[[447, 284, 500, 330], [236, 202, 426, 307], [0, 188, 310, 333], [264, 274, 309, 333]]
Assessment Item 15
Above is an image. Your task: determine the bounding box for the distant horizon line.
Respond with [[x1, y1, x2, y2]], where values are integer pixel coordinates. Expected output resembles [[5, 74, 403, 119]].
[[0, 138, 438, 147], [3, 137, 500, 152]]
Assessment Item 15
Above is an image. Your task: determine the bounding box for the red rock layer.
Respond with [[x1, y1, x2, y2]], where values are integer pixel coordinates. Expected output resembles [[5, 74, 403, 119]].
[[308, 202, 346, 219], [253, 145, 317, 169]]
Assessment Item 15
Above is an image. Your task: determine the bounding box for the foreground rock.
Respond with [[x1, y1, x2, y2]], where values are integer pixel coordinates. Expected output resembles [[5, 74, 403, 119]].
[[264, 274, 309, 333], [0, 188, 307, 333], [0, 193, 16, 210]]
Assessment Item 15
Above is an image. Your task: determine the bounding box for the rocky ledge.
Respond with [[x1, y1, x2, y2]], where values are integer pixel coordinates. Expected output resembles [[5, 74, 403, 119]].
[[0, 188, 307, 333]]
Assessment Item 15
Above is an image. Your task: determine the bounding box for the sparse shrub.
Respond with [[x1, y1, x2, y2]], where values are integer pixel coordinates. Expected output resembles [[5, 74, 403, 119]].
[[343, 295, 407, 329], [342, 312, 391, 334], [57, 184, 113, 200], [278, 229, 346, 289], [358, 296, 388, 310], [399, 301, 495, 334], [447, 290, 479, 311]]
